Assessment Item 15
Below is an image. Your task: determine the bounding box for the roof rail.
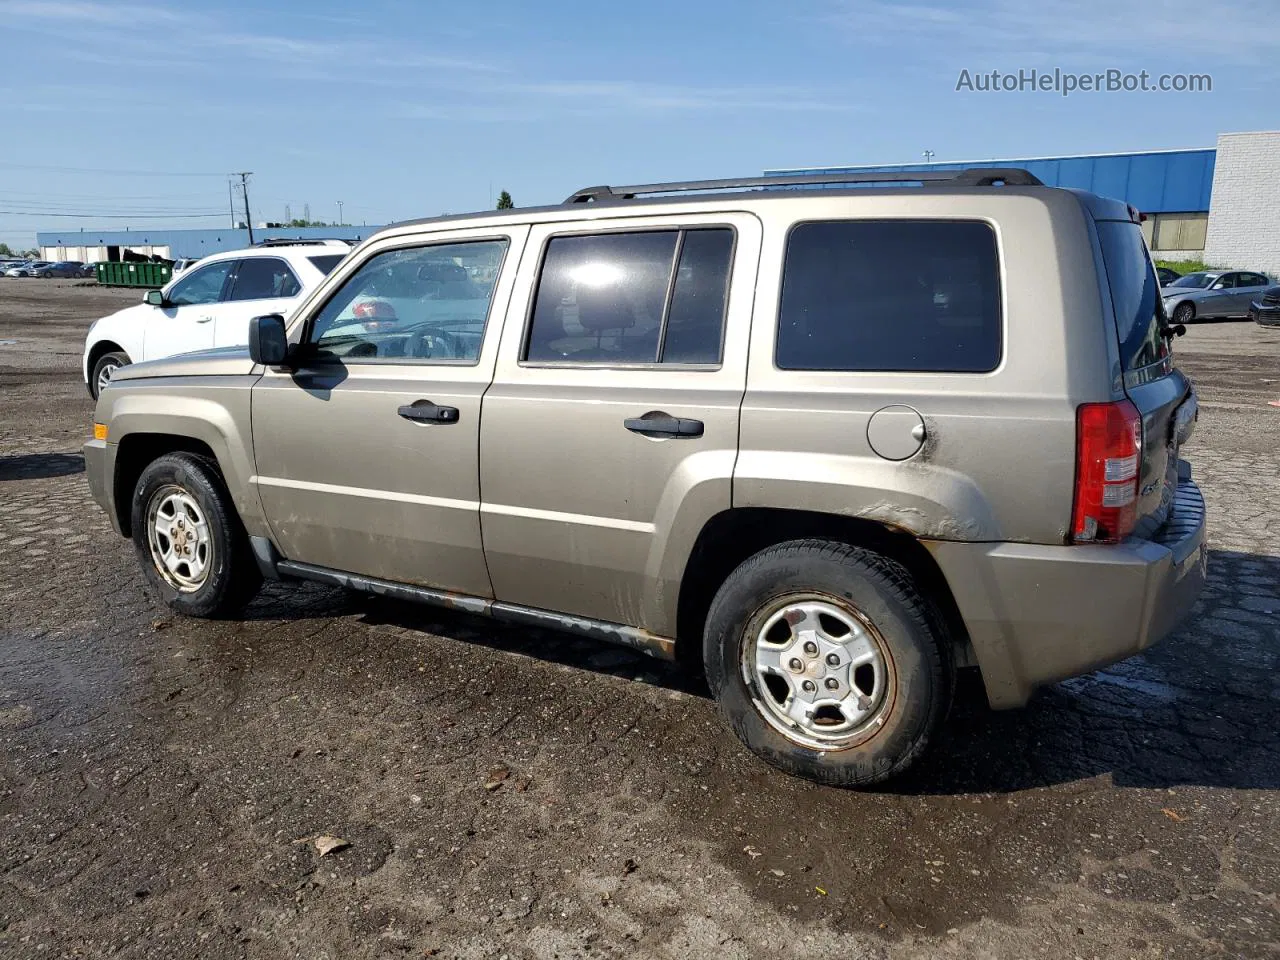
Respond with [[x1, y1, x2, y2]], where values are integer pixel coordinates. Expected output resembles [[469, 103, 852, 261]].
[[253, 237, 355, 247], [565, 167, 1043, 203]]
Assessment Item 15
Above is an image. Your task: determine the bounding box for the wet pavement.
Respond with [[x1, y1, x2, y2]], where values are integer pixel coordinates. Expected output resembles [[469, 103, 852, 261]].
[[1, 281, 1278, 959]]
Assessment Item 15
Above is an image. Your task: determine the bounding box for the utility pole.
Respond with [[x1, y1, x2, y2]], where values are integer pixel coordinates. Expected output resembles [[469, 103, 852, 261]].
[[232, 172, 254, 244], [228, 180, 236, 227], [336, 200, 344, 226]]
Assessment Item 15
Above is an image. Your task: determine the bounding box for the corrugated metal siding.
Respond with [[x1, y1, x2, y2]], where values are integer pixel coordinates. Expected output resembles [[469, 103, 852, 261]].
[[34, 225, 384, 260], [766, 149, 1215, 214]]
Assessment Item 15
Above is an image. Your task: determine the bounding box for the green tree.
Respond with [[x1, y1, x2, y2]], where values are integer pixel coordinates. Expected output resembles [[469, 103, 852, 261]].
[[496, 190, 514, 210], [0, 243, 13, 257]]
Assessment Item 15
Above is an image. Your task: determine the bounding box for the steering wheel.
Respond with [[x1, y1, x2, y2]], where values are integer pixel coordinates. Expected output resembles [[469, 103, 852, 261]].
[[411, 324, 467, 360]]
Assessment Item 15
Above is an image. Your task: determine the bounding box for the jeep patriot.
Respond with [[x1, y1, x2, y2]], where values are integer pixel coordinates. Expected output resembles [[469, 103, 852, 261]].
[[84, 170, 1207, 786]]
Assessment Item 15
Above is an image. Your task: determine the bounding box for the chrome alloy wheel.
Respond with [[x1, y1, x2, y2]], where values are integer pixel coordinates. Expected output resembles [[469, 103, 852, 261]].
[[145, 484, 213, 592], [741, 595, 893, 749]]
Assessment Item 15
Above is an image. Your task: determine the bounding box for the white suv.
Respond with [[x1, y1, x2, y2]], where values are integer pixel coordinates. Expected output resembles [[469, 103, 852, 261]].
[[83, 240, 351, 397]]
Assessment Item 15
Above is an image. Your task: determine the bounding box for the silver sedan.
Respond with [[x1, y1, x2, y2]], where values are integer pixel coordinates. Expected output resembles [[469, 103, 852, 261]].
[[1162, 270, 1273, 323]]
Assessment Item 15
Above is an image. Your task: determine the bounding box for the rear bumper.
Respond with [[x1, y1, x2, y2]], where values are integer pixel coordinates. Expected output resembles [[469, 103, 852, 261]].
[[83, 438, 123, 535], [929, 476, 1207, 709]]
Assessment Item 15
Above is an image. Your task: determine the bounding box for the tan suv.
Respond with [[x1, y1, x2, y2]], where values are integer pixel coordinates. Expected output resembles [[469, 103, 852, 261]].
[[84, 170, 1207, 786]]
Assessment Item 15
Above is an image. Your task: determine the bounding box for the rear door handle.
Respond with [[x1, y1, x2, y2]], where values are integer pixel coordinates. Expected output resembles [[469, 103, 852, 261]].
[[196, 315, 213, 323], [398, 401, 460, 424], [624, 413, 704, 438]]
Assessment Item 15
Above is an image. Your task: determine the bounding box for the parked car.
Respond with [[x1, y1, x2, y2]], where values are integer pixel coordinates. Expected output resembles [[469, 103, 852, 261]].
[[1161, 270, 1273, 323], [4, 260, 51, 277], [0, 258, 27, 273], [31, 261, 85, 279], [171, 257, 201, 275], [1155, 266, 1181, 286], [82, 240, 350, 398], [83, 170, 1206, 787], [81, 262, 104, 278], [1249, 284, 1280, 327]]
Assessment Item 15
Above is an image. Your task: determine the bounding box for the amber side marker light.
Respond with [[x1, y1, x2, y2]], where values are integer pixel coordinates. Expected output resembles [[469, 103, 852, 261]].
[[92, 423, 108, 441]]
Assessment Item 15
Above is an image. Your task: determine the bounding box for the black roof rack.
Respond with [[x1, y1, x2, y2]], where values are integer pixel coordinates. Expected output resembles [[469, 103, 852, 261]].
[[565, 168, 1042, 203]]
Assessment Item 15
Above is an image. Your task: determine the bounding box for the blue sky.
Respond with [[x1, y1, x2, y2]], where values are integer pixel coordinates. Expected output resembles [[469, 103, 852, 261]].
[[2, 0, 1278, 248]]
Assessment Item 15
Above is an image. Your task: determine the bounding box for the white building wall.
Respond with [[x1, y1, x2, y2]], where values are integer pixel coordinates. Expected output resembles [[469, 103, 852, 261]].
[[1204, 131, 1280, 275]]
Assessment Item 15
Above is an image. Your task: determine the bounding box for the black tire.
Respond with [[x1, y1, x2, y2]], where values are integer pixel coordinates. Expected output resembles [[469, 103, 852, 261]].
[[1173, 302, 1195, 326], [130, 452, 262, 618], [703, 539, 952, 787], [90, 350, 129, 399]]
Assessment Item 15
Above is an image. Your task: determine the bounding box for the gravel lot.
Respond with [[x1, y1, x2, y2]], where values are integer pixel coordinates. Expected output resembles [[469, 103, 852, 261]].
[[1, 279, 1278, 959]]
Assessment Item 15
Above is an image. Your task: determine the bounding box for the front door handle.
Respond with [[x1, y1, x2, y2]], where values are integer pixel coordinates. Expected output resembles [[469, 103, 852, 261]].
[[624, 412, 704, 438], [196, 315, 213, 323], [398, 400, 460, 424]]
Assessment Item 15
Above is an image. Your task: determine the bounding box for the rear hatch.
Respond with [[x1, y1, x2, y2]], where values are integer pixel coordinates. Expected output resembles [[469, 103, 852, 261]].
[[1095, 218, 1195, 537]]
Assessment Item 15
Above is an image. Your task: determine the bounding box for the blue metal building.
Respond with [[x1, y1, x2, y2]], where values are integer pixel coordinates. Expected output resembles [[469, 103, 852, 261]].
[[766, 147, 1217, 256], [37, 224, 384, 263]]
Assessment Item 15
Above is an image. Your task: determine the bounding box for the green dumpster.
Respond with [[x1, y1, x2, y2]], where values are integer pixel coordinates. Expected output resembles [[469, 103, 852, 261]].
[[95, 262, 172, 288]]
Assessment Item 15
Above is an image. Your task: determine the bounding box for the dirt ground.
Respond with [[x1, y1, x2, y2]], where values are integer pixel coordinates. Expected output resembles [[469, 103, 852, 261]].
[[1, 279, 1278, 959]]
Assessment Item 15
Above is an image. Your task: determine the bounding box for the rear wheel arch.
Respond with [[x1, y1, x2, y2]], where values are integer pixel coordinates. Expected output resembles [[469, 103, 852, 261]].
[[113, 433, 220, 537], [674, 507, 969, 669]]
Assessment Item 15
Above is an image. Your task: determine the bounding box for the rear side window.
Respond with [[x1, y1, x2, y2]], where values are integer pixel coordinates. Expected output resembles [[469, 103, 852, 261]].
[[776, 220, 1001, 372], [308, 254, 346, 275], [525, 228, 733, 364], [1095, 220, 1169, 374], [228, 257, 301, 301]]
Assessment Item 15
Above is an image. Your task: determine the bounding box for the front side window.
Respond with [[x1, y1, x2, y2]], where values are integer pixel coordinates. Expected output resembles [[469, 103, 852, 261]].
[[1169, 272, 1215, 289], [776, 220, 1002, 372], [167, 260, 234, 306], [306, 239, 508, 363], [525, 228, 733, 364], [228, 257, 301, 301]]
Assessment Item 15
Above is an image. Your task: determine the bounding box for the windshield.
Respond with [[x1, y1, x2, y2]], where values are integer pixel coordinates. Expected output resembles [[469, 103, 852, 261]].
[[1168, 272, 1216, 289]]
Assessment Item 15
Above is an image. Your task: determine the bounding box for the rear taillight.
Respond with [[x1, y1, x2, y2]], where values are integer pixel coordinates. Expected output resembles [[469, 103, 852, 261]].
[[1072, 400, 1143, 544]]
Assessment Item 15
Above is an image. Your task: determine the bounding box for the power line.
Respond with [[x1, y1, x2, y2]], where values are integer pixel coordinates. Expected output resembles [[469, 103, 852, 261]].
[[0, 161, 225, 177], [0, 210, 229, 219]]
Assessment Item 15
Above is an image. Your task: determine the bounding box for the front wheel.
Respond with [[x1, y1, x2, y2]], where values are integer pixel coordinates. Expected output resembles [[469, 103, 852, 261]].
[[130, 452, 262, 617], [90, 350, 129, 399], [1173, 302, 1196, 326], [703, 540, 952, 787]]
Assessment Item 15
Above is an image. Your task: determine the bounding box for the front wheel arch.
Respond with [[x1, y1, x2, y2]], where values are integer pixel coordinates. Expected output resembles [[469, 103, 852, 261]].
[[113, 434, 220, 537]]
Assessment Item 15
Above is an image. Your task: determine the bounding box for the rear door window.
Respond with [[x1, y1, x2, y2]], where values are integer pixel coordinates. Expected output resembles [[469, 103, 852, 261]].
[[1095, 220, 1170, 374], [228, 257, 301, 301], [525, 228, 733, 365], [776, 220, 1001, 372]]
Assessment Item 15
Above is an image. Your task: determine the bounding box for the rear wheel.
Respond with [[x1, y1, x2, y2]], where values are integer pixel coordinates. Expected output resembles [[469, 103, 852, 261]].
[[130, 452, 261, 617], [1173, 302, 1196, 326], [703, 539, 952, 787], [90, 350, 129, 399]]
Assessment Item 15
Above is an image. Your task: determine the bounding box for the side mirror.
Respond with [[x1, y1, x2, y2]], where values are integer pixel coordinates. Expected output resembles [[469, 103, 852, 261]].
[[1210, 281, 1227, 290], [144, 289, 167, 307], [249, 314, 290, 367]]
